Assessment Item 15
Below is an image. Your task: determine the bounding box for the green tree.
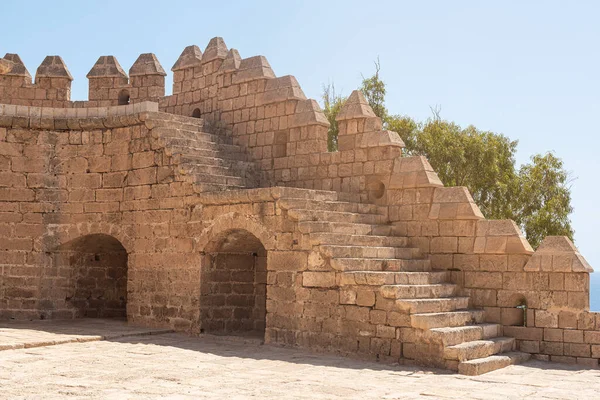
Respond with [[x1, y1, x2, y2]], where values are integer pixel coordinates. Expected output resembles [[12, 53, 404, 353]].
[[321, 61, 576, 247], [385, 114, 419, 154], [513, 152, 575, 248], [404, 117, 519, 220], [360, 58, 388, 121], [321, 83, 346, 151]]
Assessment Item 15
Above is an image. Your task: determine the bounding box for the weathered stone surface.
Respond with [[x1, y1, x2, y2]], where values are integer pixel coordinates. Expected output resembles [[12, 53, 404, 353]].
[[2, 54, 31, 78], [218, 49, 241, 73], [36, 56, 73, 80], [336, 90, 376, 121], [0, 58, 12, 74], [87, 56, 127, 78], [525, 236, 593, 273], [232, 55, 275, 83], [202, 37, 228, 63], [129, 53, 167, 76], [172, 45, 203, 71]]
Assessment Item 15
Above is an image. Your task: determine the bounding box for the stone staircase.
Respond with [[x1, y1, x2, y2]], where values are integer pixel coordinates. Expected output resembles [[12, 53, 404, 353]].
[[149, 113, 260, 191], [277, 189, 530, 375], [153, 116, 530, 374]]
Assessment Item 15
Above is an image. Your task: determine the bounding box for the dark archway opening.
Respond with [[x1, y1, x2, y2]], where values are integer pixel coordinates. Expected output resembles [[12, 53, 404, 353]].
[[52, 234, 128, 319], [118, 89, 130, 105], [200, 229, 267, 338], [191, 108, 201, 118]]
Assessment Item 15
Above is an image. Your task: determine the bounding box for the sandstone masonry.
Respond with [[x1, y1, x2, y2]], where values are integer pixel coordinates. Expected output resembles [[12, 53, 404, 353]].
[[0, 38, 595, 375]]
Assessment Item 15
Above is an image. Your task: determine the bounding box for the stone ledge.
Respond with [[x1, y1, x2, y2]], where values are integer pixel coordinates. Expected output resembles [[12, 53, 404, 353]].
[[0, 102, 159, 129]]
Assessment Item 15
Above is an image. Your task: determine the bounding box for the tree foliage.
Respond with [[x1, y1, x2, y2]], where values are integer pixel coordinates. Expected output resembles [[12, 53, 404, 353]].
[[360, 58, 387, 121], [321, 83, 346, 151], [320, 61, 575, 248], [513, 152, 574, 248], [409, 118, 519, 220]]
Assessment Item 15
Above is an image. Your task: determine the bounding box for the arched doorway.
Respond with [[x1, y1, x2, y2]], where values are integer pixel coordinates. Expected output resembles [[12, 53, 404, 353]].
[[191, 108, 201, 118], [53, 234, 128, 318], [200, 229, 267, 337]]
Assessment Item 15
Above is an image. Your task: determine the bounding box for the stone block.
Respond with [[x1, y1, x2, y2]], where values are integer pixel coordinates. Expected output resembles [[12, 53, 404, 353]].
[[536, 310, 559, 328], [302, 272, 336, 288]]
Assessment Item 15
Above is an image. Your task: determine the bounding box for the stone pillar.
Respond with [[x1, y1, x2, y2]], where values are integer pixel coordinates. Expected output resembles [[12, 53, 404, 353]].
[[129, 53, 166, 103], [35, 56, 73, 102], [199, 37, 229, 119], [171, 45, 203, 116], [87, 56, 129, 106]]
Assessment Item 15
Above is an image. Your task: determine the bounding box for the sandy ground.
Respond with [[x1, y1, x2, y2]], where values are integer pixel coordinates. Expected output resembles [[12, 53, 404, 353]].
[[1, 319, 600, 399]]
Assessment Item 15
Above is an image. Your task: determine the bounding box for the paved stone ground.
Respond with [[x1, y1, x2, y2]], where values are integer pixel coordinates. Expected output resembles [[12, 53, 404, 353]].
[[0, 318, 173, 351], [1, 320, 600, 399]]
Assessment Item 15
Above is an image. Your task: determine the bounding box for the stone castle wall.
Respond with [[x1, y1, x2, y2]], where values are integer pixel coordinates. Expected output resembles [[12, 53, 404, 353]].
[[0, 39, 597, 369]]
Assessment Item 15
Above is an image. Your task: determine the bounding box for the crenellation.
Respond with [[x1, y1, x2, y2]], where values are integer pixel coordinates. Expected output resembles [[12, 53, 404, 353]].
[[201, 36, 228, 64], [2, 54, 31, 81], [172, 45, 203, 72], [218, 48, 241, 74]]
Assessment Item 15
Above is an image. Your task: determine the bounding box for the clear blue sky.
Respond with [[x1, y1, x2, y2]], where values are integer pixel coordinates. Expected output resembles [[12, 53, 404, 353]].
[[4, 1, 600, 304]]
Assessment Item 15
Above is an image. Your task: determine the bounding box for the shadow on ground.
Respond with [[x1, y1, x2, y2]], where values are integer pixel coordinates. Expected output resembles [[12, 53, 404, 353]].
[[1, 318, 595, 378]]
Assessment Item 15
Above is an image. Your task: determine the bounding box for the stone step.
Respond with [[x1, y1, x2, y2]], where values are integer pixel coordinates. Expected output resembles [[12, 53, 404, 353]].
[[278, 198, 384, 215], [168, 145, 249, 161], [429, 324, 501, 347], [193, 183, 247, 192], [179, 155, 257, 171], [457, 352, 531, 376], [153, 112, 207, 127], [444, 337, 515, 362], [147, 118, 206, 132], [330, 258, 431, 272], [153, 127, 232, 145], [192, 173, 246, 186], [380, 284, 457, 300], [297, 221, 375, 235], [395, 297, 470, 314], [320, 245, 422, 259], [279, 188, 362, 203], [288, 209, 384, 225], [340, 271, 450, 286], [165, 137, 242, 153], [185, 164, 257, 184], [410, 310, 485, 330], [182, 163, 236, 178], [309, 233, 409, 248]]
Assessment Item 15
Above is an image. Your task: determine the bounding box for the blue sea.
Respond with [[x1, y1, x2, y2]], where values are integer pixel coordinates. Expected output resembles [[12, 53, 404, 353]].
[[591, 273, 600, 311]]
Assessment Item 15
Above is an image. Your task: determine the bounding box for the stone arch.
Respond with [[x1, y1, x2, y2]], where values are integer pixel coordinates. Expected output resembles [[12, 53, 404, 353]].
[[50, 233, 128, 319], [196, 213, 276, 252], [191, 108, 201, 118], [200, 228, 267, 338], [118, 89, 130, 105], [39, 222, 133, 255]]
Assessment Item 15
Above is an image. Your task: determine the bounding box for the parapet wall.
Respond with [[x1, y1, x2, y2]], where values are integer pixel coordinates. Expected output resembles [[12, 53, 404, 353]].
[[0, 53, 166, 108]]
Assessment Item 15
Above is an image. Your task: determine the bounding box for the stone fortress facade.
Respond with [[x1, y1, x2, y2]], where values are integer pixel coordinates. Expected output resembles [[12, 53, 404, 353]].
[[0, 37, 597, 375]]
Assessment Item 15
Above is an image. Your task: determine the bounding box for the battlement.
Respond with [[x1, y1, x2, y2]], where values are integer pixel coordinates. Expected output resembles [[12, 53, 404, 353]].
[[0, 37, 298, 110]]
